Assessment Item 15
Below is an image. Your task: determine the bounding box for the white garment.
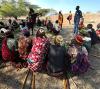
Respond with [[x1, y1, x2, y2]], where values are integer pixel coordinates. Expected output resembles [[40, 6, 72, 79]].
[[83, 37, 91, 41], [53, 23, 61, 31], [82, 46, 88, 56], [0, 28, 9, 33]]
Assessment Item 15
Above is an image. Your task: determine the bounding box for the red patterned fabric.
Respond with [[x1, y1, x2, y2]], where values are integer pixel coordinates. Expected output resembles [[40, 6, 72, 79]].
[[96, 30, 100, 37], [28, 37, 49, 71], [2, 37, 15, 62]]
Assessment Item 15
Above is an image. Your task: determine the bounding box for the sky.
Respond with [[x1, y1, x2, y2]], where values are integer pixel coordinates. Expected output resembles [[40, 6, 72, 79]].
[[27, 0, 100, 13]]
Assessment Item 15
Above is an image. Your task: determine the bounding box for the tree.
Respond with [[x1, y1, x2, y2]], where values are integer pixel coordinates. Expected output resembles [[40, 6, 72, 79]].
[[0, 0, 56, 17], [37, 8, 51, 16]]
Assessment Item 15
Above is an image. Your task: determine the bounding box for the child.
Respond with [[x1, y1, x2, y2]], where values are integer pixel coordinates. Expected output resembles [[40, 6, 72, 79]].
[[18, 30, 32, 60]]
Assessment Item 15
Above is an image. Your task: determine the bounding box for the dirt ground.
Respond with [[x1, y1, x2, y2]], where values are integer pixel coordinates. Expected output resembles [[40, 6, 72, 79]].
[[0, 26, 100, 89]]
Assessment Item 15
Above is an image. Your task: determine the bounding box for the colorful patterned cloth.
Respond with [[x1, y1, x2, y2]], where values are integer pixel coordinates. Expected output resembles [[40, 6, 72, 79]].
[[28, 37, 49, 71]]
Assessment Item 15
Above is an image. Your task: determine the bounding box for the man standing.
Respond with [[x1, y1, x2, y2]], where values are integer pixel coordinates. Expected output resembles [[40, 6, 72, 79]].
[[28, 8, 38, 35], [74, 6, 82, 35]]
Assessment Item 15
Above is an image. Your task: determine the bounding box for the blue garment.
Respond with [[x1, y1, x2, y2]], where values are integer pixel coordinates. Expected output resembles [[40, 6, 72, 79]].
[[74, 10, 82, 35]]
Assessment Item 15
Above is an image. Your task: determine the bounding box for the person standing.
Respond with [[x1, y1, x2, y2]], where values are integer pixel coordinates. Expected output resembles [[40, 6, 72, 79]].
[[58, 11, 63, 30], [28, 8, 38, 35], [74, 6, 82, 35], [67, 11, 72, 24]]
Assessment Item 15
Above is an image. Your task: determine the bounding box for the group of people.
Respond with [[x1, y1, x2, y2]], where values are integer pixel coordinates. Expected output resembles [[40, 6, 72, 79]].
[[0, 26, 91, 77], [0, 7, 100, 78]]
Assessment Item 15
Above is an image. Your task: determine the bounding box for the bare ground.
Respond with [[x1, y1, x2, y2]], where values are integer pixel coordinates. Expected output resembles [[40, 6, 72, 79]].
[[0, 26, 100, 89]]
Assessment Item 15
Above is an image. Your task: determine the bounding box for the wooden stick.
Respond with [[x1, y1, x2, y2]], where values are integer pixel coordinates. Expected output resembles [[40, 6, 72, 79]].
[[67, 73, 79, 89], [90, 54, 100, 58], [63, 76, 70, 89], [21, 69, 30, 89], [32, 72, 35, 89]]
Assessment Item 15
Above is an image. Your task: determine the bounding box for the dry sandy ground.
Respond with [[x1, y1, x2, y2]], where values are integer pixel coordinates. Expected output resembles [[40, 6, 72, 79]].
[[0, 26, 100, 89], [48, 13, 100, 29]]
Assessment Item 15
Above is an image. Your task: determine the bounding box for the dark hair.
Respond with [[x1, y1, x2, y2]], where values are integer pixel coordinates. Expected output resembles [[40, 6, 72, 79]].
[[36, 28, 46, 38], [87, 24, 93, 29], [6, 32, 14, 38], [29, 8, 34, 13], [23, 30, 30, 37], [76, 6, 80, 10], [55, 20, 58, 23]]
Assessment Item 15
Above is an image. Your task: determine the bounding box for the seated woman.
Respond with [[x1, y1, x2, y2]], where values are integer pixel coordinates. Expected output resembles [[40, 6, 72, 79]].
[[46, 20, 53, 32], [27, 28, 50, 72], [96, 23, 100, 38], [18, 30, 32, 60], [1, 31, 16, 64], [47, 35, 71, 77], [52, 20, 61, 35], [19, 20, 28, 31], [68, 35, 90, 75], [86, 24, 100, 46]]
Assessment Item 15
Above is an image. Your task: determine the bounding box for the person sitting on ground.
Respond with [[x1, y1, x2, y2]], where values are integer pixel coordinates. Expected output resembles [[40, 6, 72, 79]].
[[0, 21, 5, 29], [19, 20, 28, 31], [46, 20, 53, 32], [86, 24, 100, 46], [47, 35, 71, 77], [27, 28, 50, 72], [52, 20, 61, 35], [96, 23, 100, 38], [12, 20, 19, 30], [1, 31, 16, 64], [68, 35, 90, 74], [18, 30, 32, 60]]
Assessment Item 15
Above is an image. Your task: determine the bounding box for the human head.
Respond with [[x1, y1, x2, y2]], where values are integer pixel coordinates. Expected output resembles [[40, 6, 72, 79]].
[[74, 35, 84, 45], [59, 11, 62, 14], [5, 31, 14, 38], [22, 30, 30, 37], [76, 6, 80, 10], [54, 35, 63, 45], [97, 23, 100, 29], [29, 8, 34, 13], [55, 20, 58, 24], [8, 19, 12, 24], [36, 27, 46, 38], [87, 24, 93, 29]]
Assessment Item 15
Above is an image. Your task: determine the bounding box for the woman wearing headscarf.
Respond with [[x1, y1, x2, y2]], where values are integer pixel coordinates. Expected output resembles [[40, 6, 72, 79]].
[[47, 35, 71, 77], [27, 28, 50, 72]]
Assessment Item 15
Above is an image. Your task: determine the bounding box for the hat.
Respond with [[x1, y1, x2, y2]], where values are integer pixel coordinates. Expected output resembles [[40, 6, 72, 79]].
[[54, 35, 63, 45], [74, 35, 84, 44]]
